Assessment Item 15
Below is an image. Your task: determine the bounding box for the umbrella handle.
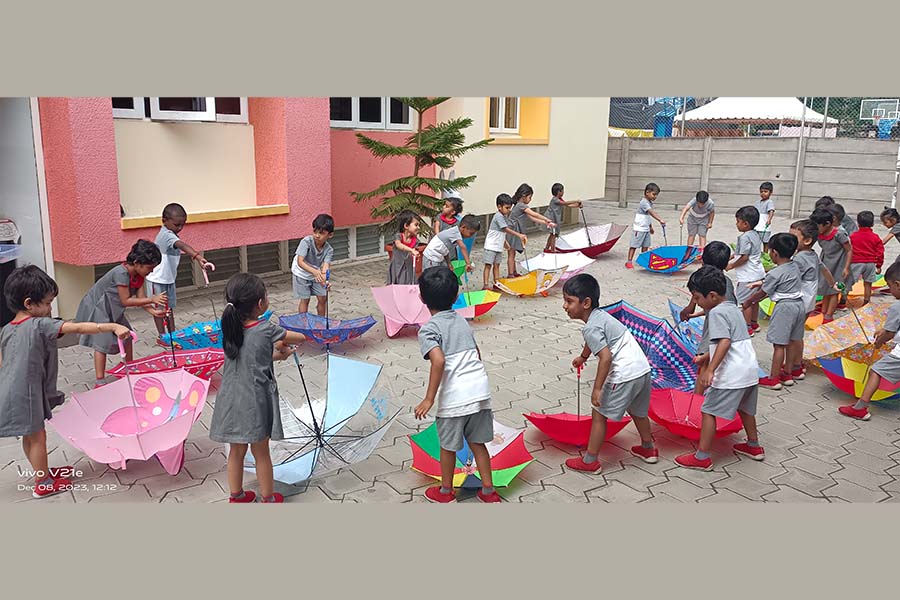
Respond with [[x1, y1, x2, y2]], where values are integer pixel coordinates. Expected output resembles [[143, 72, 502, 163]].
[[201, 260, 216, 286], [117, 331, 138, 359], [580, 209, 592, 246], [576, 363, 583, 415]]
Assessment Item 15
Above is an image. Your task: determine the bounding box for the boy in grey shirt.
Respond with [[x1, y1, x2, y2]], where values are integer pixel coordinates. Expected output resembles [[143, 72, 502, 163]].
[[291, 214, 335, 317]]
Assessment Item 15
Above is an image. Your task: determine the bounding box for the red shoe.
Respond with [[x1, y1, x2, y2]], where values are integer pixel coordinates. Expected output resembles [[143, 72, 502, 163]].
[[747, 325, 756, 337], [758, 376, 783, 390], [823, 316, 834, 324], [733, 443, 766, 461], [33, 477, 72, 499], [425, 486, 457, 503], [675, 453, 713, 471], [260, 493, 284, 503], [477, 490, 502, 503], [565, 456, 602, 472], [750, 322, 760, 332], [838, 405, 871, 421], [837, 302, 847, 310], [790, 367, 806, 380], [229, 490, 257, 503], [630, 445, 659, 464], [625, 262, 634, 269], [49, 465, 74, 479], [779, 371, 795, 386]]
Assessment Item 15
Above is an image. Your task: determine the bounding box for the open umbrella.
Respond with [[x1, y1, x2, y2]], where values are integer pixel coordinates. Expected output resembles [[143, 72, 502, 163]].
[[409, 419, 533, 488], [524, 364, 631, 446], [279, 312, 376, 346], [107, 348, 225, 380], [160, 310, 274, 350], [648, 388, 743, 441], [371, 285, 432, 337], [244, 352, 402, 484], [518, 251, 596, 283], [668, 299, 704, 350], [635, 246, 702, 274], [452, 289, 501, 319], [550, 223, 628, 259], [803, 302, 892, 363], [818, 356, 900, 402], [495, 268, 565, 297]]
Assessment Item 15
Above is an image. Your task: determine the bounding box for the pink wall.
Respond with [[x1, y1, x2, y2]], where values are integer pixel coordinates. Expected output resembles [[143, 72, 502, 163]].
[[330, 111, 436, 227], [39, 97, 332, 266]]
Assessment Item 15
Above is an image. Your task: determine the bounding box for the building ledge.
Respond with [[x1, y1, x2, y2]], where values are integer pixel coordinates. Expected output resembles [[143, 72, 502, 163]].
[[121, 204, 290, 230], [488, 136, 550, 145]]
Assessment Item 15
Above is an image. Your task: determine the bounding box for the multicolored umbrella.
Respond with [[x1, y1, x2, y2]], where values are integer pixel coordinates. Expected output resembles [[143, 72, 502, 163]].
[[550, 223, 628, 258], [803, 303, 892, 362], [160, 310, 274, 350], [602, 300, 697, 392], [48, 370, 209, 474], [107, 348, 225, 380], [648, 388, 744, 441], [848, 276, 886, 296], [495, 268, 565, 297], [635, 246, 702, 274], [818, 355, 900, 402], [279, 312, 376, 346], [452, 289, 501, 319], [518, 251, 596, 283], [409, 420, 533, 488]]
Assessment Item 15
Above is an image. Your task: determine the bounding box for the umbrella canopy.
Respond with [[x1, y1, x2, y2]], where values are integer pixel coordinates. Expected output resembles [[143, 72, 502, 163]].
[[495, 268, 565, 297], [848, 276, 886, 296], [523, 412, 631, 447], [602, 300, 697, 392], [668, 299, 704, 350], [107, 348, 225, 380], [371, 285, 433, 337], [244, 353, 401, 485], [279, 312, 376, 346], [819, 356, 900, 402], [48, 371, 208, 474], [409, 420, 533, 488], [518, 251, 596, 282], [803, 303, 891, 362], [551, 224, 629, 258], [160, 310, 273, 350], [452, 289, 501, 319], [635, 246, 701, 274], [648, 388, 744, 441]]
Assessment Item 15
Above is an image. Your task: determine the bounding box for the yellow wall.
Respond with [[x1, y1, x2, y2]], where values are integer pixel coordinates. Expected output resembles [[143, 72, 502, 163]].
[[438, 97, 610, 216], [54, 262, 93, 320], [113, 120, 258, 218]]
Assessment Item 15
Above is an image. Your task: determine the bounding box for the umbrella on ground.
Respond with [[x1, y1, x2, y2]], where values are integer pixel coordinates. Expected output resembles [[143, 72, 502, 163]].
[[160, 310, 274, 350], [107, 348, 225, 380], [524, 364, 631, 446], [803, 302, 892, 364], [371, 285, 433, 337], [495, 268, 565, 297], [452, 289, 501, 319], [635, 246, 702, 274], [818, 356, 900, 402], [648, 388, 743, 441], [517, 251, 596, 283], [244, 352, 402, 484], [550, 223, 628, 259], [279, 312, 376, 346], [602, 300, 697, 392], [409, 419, 533, 488]]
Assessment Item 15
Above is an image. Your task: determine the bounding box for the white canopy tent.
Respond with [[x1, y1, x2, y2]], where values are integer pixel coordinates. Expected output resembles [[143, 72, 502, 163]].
[[674, 97, 838, 124]]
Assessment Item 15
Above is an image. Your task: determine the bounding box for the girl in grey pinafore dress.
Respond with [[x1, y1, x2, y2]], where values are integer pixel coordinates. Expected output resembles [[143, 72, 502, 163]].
[[74, 264, 143, 355], [387, 232, 418, 285]]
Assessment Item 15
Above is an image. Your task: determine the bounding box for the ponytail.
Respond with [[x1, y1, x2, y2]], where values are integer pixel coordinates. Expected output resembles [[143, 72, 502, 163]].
[[221, 273, 268, 360]]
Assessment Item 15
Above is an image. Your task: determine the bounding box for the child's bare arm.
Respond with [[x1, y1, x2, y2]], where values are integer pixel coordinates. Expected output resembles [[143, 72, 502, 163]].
[[456, 240, 473, 270], [501, 227, 527, 244], [590, 348, 613, 407], [524, 207, 555, 227], [648, 209, 666, 225], [173, 240, 209, 268], [726, 255, 748, 271], [572, 342, 591, 369], [563, 199, 583, 208], [678, 204, 691, 224], [699, 338, 731, 388], [118, 285, 165, 310], [882, 233, 895, 245], [841, 242, 853, 279], [415, 348, 445, 419], [59, 321, 131, 338]]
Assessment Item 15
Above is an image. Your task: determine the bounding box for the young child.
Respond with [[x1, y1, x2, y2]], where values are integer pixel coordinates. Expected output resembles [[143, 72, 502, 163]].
[[741, 233, 806, 390], [387, 210, 420, 285], [0, 266, 132, 499], [811, 207, 852, 323], [838, 261, 900, 422], [434, 196, 464, 260], [544, 182, 583, 252], [75, 239, 167, 386], [833, 203, 858, 235], [789, 219, 837, 379], [676, 266, 764, 471], [679, 190, 715, 248], [561, 274, 659, 472], [828, 204, 857, 309], [755, 182, 775, 252], [815, 195, 835, 211], [483, 194, 525, 290], [879, 208, 900, 254], [145, 203, 211, 344], [725, 206, 766, 335], [292, 213, 334, 317], [413, 266, 500, 503], [209, 273, 307, 503], [625, 182, 665, 269], [422, 215, 479, 272], [506, 183, 556, 277], [848, 210, 884, 305]]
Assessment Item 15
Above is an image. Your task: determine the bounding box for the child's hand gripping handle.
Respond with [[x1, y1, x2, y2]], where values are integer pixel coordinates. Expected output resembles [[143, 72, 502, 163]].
[[117, 331, 139, 359], [201, 261, 216, 287], [576, 363, 583, 379]]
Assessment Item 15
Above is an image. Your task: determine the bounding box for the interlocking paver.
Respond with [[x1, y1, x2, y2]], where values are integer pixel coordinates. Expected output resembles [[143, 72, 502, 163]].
[[823, 480, 891, 503], [586, 480, 652, 503], [761, 485, 830, 503]]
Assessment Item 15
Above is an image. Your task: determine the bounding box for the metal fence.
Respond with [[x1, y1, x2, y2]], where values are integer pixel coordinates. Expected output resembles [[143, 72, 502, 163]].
[[609, 97, 900, 140]]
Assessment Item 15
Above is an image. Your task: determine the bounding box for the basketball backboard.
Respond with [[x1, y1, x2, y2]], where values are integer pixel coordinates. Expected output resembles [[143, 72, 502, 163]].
[[860, 99, 900, 120]]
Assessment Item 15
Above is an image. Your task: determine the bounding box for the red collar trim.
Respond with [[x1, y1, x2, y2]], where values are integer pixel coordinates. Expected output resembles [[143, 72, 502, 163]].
[[243, 320, 264, 329], [440, 214, 458, 225], [9, 316, 33, 325], [818, 228, 838, 241]]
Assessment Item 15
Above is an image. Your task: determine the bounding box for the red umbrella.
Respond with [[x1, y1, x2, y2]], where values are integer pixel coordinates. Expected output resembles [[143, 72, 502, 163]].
[[648, 388, 743, 441], [524, 364, 631, 446]]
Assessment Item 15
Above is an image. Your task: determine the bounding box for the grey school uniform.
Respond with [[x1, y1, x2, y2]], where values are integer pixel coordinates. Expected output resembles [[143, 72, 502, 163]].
[[209, 320, 287, 444], [685, 198, 715, 237], [630, 198, 654, 249], [696, 273, 738, 354], [506, 202, 531, 253], [387, 233, 417, 285], [484, 213, 509, 265], [145, 226, 181, 309], [763, 262, 806, 345], [582, 309, 653, 422], [418, 310, 493, 452], [733, 230, 765, 305], [701, 304, 759, 420], [75, 264, 138, 354], [292, 236, 333, 299], [792, 249, 821, 313], [423, 226, 463, 270], [755, 198, 775, 243], [546, 197, 564, 236], [842, 215, 859, 235], [817, 228, 850, 297], [871, 302, 900, 383], [0, 317, 66, 437]]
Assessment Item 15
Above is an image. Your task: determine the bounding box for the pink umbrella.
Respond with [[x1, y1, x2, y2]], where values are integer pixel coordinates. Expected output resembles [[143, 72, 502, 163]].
[[371, 285, 432, 337]]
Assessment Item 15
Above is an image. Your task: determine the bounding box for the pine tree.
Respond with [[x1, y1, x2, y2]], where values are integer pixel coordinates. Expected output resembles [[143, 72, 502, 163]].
[[350, 97, 492, 236]]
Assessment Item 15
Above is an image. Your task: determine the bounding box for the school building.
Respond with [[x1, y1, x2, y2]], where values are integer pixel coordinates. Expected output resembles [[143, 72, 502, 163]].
[[0, 97, 610, 319]]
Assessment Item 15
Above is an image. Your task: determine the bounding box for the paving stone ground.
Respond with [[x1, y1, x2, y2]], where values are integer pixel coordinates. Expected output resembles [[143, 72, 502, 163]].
[[6, 202, 900, 503]]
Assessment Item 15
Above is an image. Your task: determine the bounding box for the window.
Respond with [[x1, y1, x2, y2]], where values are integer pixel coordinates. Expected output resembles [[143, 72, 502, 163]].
[[489, 97, 520, 133], [329, 97, 413, 130], [111, 97, 248, 123]]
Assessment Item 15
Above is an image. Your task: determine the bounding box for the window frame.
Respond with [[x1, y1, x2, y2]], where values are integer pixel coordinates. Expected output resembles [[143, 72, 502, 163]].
[[112, 98, 249, 124], [329, 97, 414, 131], [111, 97, 146, 120], [489, 97, 520, 134]]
